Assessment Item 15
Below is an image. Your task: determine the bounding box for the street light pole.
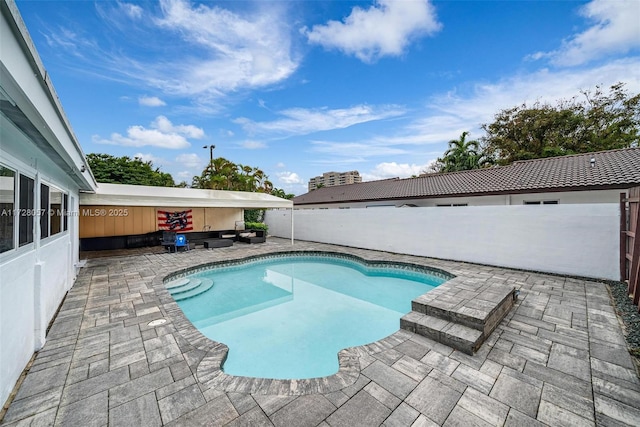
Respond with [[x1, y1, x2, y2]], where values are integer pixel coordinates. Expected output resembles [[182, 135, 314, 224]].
[[203, 144, 215, 163]]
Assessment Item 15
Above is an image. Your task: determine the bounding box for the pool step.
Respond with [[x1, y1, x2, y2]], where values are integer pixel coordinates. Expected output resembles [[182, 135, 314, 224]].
[[167, 278, 214, 301], [401, 312, 484, 355], [167, 278, 202, 294], [165, 278, 190, 290], [401, 282, 517, 355]]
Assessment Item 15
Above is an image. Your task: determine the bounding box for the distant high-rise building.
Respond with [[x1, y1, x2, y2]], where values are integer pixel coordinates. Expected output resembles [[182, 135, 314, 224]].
[[308, 171, 361, 191]]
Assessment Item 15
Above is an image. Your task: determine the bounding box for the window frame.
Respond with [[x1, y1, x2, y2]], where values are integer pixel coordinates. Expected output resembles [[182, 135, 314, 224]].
[[39, 181, 69, 240], [523, 200, 559, 205], [0, 164, 16, 254], [18, 173, 35, 247], [40, 182, 50, 239]]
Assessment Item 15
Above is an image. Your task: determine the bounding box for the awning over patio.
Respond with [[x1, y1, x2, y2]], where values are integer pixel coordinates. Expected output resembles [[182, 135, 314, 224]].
[[80, 183, 293, 209]]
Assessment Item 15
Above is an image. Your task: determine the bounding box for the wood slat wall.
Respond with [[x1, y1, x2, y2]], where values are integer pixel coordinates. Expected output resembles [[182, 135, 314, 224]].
[[79, 205, 243, 238]]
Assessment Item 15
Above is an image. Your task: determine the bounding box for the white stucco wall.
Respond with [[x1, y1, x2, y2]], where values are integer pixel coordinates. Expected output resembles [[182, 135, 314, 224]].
[[0, 251, 36, 406], [1, 1, 94, 407], [295, 188, 625, 209], [266, 204, 620, 280], [0, 147, 81, 407]]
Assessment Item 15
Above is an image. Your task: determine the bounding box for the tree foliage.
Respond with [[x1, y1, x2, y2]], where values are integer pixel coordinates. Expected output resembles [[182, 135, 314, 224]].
[[191, 157, 293, 199], [482, 83, 640, 165], [87, 153, 175, 187], [431, 132, 490, 173]]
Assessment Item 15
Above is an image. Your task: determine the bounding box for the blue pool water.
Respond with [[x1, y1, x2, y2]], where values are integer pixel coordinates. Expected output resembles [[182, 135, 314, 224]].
[[175, 255, 447, 379]]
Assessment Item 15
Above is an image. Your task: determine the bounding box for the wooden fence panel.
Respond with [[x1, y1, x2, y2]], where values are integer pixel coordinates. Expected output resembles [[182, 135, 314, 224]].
[[621, 187, 640, 311]]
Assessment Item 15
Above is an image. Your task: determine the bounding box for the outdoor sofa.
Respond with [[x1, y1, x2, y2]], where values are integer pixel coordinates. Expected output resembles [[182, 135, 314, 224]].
[[237, 229, 266, 244]]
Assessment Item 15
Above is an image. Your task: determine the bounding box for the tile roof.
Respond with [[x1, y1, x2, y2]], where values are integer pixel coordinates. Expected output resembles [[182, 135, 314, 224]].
[[294, 147, 640, 205]]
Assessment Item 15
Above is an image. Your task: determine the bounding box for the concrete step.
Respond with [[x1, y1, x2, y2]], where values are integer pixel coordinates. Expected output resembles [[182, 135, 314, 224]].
[[401, 312, 483, 355], [402, 282, 517, 355], [173, 278, 214, 301], [167, 278, 202, 295], [165, 278, 190, 290], [411, 283, 516, 336]]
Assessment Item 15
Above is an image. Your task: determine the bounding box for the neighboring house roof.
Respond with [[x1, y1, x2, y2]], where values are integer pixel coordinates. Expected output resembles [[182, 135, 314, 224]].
[[80, 183, 293, 209], [294, 148, 640, 205]]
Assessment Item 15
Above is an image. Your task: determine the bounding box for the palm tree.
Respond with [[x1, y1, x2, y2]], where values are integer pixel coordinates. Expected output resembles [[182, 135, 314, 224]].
[[438, 132, 487, 172], [195, 157, 236, 190]]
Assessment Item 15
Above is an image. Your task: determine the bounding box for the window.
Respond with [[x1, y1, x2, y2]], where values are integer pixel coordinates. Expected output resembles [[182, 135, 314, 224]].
[[50, 187, 62, 235], [0, 166, 15, 253], [19, 174, 34, 246], [39, 184, 66, 237], [40, 183, 49, 238], [524, 200, 559, 205], [63, 193, 69, 231]]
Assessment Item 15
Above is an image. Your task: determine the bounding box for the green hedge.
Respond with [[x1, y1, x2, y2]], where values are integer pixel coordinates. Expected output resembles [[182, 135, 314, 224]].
[[245, 222, 268, 232]]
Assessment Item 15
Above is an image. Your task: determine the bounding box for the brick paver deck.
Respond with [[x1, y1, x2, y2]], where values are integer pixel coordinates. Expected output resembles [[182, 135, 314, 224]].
[[2, 238, 639, 426]]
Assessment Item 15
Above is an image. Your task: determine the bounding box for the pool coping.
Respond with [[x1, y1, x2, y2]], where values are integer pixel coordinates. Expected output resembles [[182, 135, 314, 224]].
[[153, 250, 458, 395]]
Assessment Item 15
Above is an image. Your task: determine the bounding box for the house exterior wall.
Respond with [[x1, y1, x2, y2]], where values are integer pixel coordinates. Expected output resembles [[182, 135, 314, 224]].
[[266, 203, 620, 280], [78, 206, 243, 238], [0, 133, 81, 408], [1, 1, 94, 407], [294, 188, 624, 209]]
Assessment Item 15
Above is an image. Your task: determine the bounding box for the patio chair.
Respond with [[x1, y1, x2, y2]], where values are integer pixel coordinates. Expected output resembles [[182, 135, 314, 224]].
[[161, 231, 177, 252], [238, 229, 266, 244], [175, 234, 190, 251]]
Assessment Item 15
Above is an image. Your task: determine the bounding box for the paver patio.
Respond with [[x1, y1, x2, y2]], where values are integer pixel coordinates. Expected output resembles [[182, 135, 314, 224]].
[[1, 238, 639, 426]]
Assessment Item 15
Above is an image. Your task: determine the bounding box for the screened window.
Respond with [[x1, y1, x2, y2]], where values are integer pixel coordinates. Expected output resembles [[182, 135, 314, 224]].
[[0, 166, 15, 253], [50, 187, 63, 235], [40, 183, 49, 238], [19, 174, 34, 246]]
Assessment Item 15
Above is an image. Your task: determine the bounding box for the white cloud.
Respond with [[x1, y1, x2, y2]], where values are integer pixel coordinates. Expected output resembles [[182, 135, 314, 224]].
[[241, 140, 267, 149], [277, 171, 304, 185], [530, 0, 640, 66], [152, 115, 204, 139], [132, 152, 167, 166], [152, 0, 298, 97], [304, 58, 640, 170], [304, 0, 441, 63], [44, 0, 298, 110], [235, 104, 405, 136], [175, 171, 193, 180], [92, 116, 205, 149], [276, 162, 286, 168], [424, 58, 640, 136], [92, 128, 190, 149], [43, 27, 98, 59], [362, 161, 430, 181], [119, 1, 143, 19], [175, 153, 204, 169], [311, 140, 408, 157], [139, 95, 166, 107]]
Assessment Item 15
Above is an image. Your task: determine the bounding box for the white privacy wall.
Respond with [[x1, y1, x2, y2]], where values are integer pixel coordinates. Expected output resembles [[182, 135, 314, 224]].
[[266, 204, 620, 280]]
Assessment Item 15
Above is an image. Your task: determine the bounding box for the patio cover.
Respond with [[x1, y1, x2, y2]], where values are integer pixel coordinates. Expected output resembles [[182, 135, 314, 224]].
[[80, 183, 295, 244], [80, 183, 293, 209]]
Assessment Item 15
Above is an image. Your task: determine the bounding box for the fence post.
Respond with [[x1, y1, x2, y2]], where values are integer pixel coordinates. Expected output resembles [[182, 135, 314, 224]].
[[621, 192, 627, 282]]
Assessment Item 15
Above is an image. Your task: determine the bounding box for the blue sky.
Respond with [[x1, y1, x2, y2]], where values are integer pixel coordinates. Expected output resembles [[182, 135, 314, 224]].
[[15, 0, 640, 194]]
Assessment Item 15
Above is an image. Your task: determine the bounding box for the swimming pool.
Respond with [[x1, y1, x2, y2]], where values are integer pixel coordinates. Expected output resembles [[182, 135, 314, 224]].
[[167, 253, 450, 379]]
